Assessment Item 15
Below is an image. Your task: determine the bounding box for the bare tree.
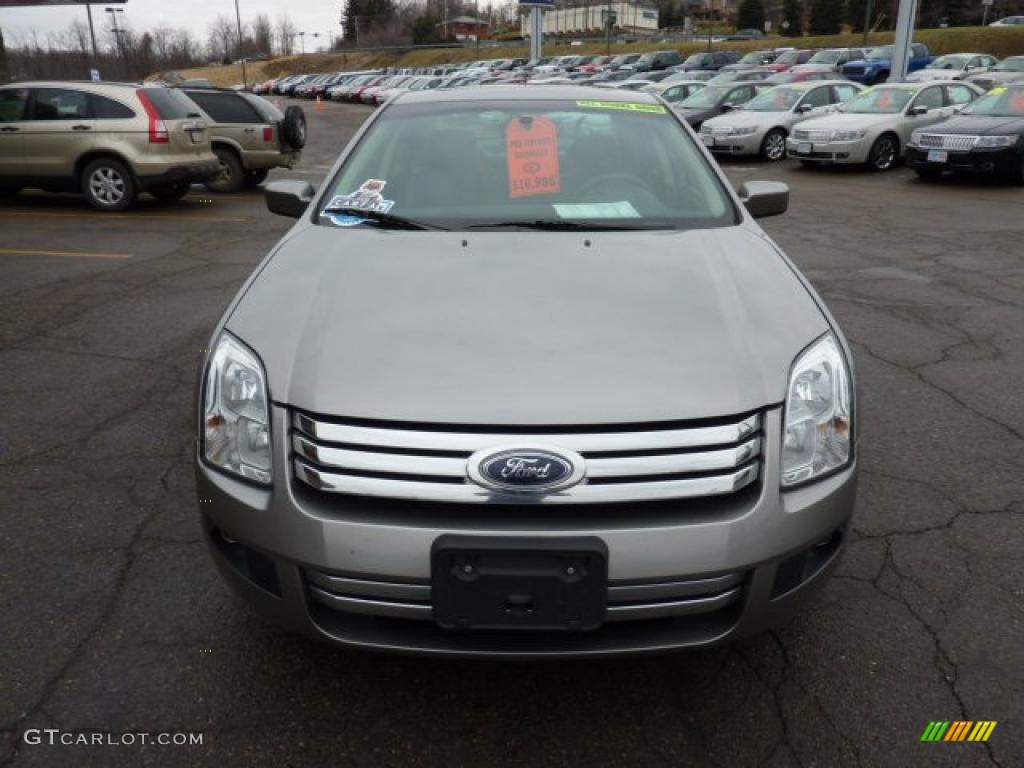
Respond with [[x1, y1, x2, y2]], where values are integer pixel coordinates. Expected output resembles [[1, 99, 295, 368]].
[[275, 15, 297, 56], [208, 14, 236, 62], [252, 14, 273, 56]]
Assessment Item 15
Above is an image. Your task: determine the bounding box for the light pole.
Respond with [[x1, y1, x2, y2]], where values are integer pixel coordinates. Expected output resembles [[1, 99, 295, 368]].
[[298, 31, 306, 54], [105, 7, 125, 76], [233, 0, 247, 88], [85, 4, 99, 66]]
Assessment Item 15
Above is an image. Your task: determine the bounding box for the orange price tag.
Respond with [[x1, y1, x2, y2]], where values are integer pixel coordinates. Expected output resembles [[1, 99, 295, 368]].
[[506, 116, 561, 199]]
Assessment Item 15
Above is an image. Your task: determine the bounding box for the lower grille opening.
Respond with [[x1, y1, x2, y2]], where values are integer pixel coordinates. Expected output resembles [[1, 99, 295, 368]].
[[770, 529, 843, 599]]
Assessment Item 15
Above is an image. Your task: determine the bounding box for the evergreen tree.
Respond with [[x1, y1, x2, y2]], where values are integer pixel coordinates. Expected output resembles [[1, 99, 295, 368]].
[[782, 0, 803, 35], [808, 0, 843, 34], [736, 0, 766, 30]]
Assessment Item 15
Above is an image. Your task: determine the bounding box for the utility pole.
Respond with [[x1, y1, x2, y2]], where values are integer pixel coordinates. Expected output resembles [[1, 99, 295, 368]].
[[85, 4, 99, 65], [862, 0, 872, 45], [105, 7, 124, 77], [298, 31, 305, 54], [233, 0, 247, 87]]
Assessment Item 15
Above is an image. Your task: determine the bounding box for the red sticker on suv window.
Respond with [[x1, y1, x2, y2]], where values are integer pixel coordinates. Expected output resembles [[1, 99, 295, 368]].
[[506, 116, 561, 198]]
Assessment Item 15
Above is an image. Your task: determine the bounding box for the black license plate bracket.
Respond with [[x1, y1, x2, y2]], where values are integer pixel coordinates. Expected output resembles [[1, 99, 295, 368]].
[[431, 535, 608, 631]]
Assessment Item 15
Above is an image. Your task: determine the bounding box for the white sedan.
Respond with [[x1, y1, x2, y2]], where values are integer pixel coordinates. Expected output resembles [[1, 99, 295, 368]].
[[699, 80, 864, 160], [787, 81, 984, 170], [905, 53, 998, 82]]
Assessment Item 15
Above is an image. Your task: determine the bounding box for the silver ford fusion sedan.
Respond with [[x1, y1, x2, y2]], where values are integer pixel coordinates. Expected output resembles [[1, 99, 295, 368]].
[[196, 86, 858, 658]]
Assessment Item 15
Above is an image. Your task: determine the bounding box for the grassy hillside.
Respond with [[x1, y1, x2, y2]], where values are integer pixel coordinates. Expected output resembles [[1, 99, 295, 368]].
[[160, 26, 1024, 87]]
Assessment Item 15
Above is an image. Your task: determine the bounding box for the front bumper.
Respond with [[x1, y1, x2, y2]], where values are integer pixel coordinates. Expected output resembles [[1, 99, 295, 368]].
[[905, 145, 1022, 175], [196, 406, 857, 658], [702, 131, 763, 156], [787, 137, 871, 164]]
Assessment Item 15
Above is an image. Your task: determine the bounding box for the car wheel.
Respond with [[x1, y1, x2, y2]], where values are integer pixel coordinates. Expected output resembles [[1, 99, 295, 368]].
[[867, 134, 898, 172], [206, 148, 244, 193], [82, 157, 136, 212], [760, 129, 787, 162], [150, 182, 191, 202], [245, 168, 270, 187]]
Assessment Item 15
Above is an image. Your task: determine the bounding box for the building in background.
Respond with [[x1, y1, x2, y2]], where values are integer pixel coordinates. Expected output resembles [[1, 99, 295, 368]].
[[520, 2, 660, 37], [439, 16, 492, 41]]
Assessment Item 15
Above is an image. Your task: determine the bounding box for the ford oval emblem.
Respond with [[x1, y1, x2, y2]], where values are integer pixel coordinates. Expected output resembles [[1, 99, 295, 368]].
[[467, 445, 586, 494]]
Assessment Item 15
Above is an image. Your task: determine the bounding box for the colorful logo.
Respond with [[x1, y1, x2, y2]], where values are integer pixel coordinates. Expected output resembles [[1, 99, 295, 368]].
[[920, 721, 997, 742]]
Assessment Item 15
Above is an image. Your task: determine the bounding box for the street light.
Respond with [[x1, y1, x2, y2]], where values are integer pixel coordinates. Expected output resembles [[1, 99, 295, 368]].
[[233, 0, 247, 88], [105, 6, 125, 75]]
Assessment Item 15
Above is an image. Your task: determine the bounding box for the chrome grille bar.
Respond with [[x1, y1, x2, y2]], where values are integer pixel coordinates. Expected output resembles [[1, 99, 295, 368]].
[[292, 411, 762, 504]]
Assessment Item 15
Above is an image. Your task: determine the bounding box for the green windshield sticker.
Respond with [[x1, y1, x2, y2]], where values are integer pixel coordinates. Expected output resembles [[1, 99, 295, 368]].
[[553, 201, 642, 219], [576, 100, 667, 114], [989, 86, 1007, 95]]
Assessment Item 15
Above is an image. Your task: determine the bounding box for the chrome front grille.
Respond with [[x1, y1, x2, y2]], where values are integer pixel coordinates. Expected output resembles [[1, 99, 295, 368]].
[[292, 411, 762, 504], [917, 133, 976, 151], [305, 568, 747, 623], [793, 128, 832, 142]]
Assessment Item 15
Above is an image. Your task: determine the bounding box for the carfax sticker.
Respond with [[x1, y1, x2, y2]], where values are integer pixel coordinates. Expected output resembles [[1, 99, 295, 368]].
[[327, 179, 395, 214], [506, 116, 561, 198], [576, 100, 667, 114]]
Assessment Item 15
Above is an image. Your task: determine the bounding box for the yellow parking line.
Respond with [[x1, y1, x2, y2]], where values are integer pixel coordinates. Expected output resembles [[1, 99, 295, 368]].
[[0, 210, 247, 223], [0, 247, 132, 259]]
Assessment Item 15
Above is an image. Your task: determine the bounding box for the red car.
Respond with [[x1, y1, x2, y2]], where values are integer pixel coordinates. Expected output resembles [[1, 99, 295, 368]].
[[761, 49, 818, 73], [762, 67, 838, 85]]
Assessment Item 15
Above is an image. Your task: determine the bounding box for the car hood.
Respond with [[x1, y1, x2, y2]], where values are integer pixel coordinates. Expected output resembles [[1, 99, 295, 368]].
[[908, 68, 963, 80], [974, 72, 1024, 83], [678, 105, 720, 122], [800, 111, 895, 131], [226, 226, 828, 425], [922, 114, 1024, 135], [703, 110, 780, 130]]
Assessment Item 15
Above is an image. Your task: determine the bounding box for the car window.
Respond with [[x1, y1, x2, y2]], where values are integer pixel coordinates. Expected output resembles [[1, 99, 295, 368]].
[[29, 88, 90, 120], [662, 86, 686, 102], [912, 45, 927, 58], [798, 86, 832, 109], [91, 94, 135, 119], [186, 91, 262, 124], [0, 87, 28, 122], [319, 100, 735, 231], [911, 87, 944, 111], [843, 86, 913, 113], [745, 86, 801, 111], [833, 84, 861, 102], [946, 84, 976, 106], [141, 88, 196, 119], [723, 86, 753, 105]]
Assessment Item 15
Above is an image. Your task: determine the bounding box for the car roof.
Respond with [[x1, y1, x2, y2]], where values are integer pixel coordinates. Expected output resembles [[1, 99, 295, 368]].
[[8, 80, 147, 89], [395, 84, 664, 105]]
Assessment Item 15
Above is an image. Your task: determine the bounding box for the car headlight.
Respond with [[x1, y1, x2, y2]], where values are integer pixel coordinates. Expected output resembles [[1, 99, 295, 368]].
[[700, 124, 713, 133], [782, 333, 853, 487], [973, 135, 1018, 148], [202, 332, 272, 485], [831, 129, 866, 141], [909, 130, 923, 145], [731, 126, 758, 136]]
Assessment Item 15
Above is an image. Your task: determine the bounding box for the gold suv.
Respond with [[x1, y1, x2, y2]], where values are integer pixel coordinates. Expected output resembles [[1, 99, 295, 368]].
[[178, 87, 306, 193], [0, 81, 219, 211]]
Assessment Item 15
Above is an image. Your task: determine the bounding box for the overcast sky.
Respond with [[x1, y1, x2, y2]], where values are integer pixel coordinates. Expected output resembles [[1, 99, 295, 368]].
[[0, 0, 343, 47]]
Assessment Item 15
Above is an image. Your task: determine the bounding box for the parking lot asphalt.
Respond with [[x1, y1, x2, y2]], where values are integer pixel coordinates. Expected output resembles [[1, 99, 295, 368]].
[[0, 98, 1021, 768]]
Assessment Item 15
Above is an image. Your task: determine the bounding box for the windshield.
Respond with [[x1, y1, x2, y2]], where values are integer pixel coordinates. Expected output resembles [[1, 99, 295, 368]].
[[931, 55, 969, 69], [678, 86, 727, 108], [738, 52, 764, 64], [993, 57, 1024, 72], [744, 87, 803, 111], [685, 53, 710, 65], [962, 86, 1024, 116], [842, 86, 914, 114], [866, 46, 893, 59], [809, 51, 840, 64], [776, 51, 800, 65], [317, 100, 733, 231]]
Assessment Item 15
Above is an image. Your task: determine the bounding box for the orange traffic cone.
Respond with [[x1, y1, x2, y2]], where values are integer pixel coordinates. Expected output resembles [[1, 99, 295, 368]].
[[316, 95, 324, 112]]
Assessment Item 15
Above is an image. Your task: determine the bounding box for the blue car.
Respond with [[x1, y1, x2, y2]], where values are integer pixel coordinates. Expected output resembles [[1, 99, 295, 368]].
[[841, 43, 933, 85]]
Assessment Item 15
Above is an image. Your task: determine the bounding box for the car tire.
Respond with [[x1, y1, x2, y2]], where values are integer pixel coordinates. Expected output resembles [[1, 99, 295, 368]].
[[245, 169, 270, 187], [867, 134, 899, 172], [150, 182, 191, 202], [760, 129, 787, 162], [81, 157, 136, 212], [282, 106, 307, 149], [206, 148, 245, 193]]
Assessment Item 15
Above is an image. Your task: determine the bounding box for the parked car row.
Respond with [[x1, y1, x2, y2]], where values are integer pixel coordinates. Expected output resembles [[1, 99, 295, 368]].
[[0, 80, 306, 210]]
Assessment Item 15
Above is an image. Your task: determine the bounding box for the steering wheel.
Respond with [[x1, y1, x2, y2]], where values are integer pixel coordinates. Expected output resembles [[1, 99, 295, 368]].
[[574, 172, 657, 204]]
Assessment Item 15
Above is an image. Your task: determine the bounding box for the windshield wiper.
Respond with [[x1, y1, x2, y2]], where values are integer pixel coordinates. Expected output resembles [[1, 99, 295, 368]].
[[466, 219, 660, 231], [320, 206, 448, 231]]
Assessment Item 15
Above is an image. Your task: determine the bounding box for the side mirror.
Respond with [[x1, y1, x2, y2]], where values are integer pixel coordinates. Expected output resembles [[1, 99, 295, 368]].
[[910, 105, 929, 116], [721, 103, 734, 112], [265, 180, 315, 218], [797, 103, 814, 113], [738, 180, 789, 218]]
